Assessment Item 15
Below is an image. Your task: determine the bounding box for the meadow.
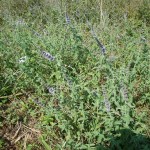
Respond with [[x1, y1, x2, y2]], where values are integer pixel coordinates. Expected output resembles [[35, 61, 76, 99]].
[[0, 0, 150, 149]]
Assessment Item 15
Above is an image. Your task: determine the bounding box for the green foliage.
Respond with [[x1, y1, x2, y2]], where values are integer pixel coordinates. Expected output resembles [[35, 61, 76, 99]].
[[0, 0, 150, 149], [137, 0, 150, 25]]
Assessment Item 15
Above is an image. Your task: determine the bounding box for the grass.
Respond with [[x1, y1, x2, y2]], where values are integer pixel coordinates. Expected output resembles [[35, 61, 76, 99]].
[[0, 0, 150, 149]]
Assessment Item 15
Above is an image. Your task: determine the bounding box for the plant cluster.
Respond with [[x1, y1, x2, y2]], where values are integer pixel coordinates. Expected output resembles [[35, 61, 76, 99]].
[[0, 0, 150, 149]]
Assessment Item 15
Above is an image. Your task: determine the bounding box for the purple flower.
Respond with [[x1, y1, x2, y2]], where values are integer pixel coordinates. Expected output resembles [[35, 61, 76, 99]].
[[33, 99, 45, 107], [64, 75, 72, 87], [15, 19, 27, 26], [102, 86, 107, 97], [41, 51, 55, 61], [65, 13, 71, 24], [104, 99, 111, 112], [34, 31, 42, 38], [92, 29, 106, 55], [102, 86, 111, 112], [47, 86, 55, 95], [61, 66, 73, 87], [120, 82, 128, 101], [19, 56, 27, 63], [87, 20, 106, 55]]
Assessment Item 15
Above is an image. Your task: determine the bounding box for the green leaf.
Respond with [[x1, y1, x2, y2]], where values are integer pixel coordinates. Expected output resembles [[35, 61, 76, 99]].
[[39, 136, 52, 150]]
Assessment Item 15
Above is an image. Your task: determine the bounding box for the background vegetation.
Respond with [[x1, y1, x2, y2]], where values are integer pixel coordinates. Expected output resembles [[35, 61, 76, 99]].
[[0, 0, 150, 149]]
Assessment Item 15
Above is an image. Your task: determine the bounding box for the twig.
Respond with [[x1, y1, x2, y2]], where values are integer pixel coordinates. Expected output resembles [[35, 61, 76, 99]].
[[24, 133, 29, 150], [0, 92, 24, 99], [12, 122, 22, 139], [23, 124, 41, 134], [14, 132, 27, 143]]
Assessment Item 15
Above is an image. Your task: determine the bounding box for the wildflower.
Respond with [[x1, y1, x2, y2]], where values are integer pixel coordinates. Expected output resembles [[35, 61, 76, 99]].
[[33, 99, 45, 107], [34, 31, 42, 38], [19, 56, 27, 63], [93, 91, 98, 97], [120, 82, 128, 101], [125, 66, 130, 77], [102, 86, 107, 97], [62, 71, 73, 87], [41, 51, 55, 61], [104, 99, 111, 112], [123, 12, 128, 21], [61, 66, 73, 87], [91, 28, 106, 55], [15, 19, 27, 26], [102, 86, 111, 112], [65, 12, 71, 24], [93, 37, 105, 54], [107, 55, 118, 62], [141, 36, 147, 43], [43, 29, 48, 36], [87, 20, 106, 55], [47, 86, 55, 95], [76, 10, 80, 18]]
